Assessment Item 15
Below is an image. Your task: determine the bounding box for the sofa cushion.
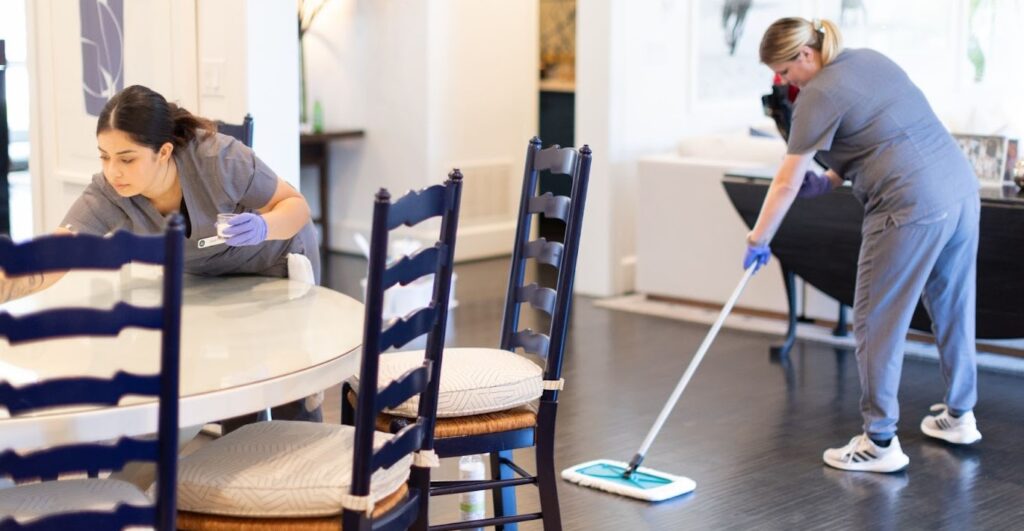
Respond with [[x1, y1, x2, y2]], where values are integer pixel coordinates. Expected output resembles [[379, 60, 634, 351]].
[[677, 134, 786, 164]]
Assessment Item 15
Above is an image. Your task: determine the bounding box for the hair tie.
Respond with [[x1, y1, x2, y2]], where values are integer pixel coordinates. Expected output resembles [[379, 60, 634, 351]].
[[812, 18, 824, 33]]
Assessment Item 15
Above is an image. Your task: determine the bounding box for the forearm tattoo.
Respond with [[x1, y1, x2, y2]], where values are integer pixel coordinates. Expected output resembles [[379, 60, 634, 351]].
[[0, 273, 46, 303]]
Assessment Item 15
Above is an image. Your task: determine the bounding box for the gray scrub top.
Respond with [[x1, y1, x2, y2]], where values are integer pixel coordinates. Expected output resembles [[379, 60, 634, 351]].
[[61, 132, 320, 282], [787, 48, 978, 234]]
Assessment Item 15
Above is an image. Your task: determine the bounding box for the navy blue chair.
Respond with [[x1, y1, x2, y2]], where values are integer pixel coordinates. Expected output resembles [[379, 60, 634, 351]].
[[353, 138, 592, 531], [0, 215, 185, 530], [216, 113, 254, 147], [174, 171, 463, 530]]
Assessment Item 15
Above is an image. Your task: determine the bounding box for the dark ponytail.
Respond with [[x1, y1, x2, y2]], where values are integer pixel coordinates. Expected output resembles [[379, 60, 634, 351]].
[[96, 84, 216, 151]]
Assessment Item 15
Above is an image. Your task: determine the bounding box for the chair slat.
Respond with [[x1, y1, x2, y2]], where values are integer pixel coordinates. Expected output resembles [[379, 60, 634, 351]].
[[379, 306, 440, 351], [516, 283, 557, 315], [0, 232, 165, 275], [523, 238, 564, 269], [371, 422, 426, 473], [386, 185, 447, 230], [532, 146, 577, 175], [528, 193, 571, 223], [509, 329, 551, 358], [0, 304, 163, 344], [0, 503, 155, 531], [0, 372, 160, 415], [381, 246, 443, 291], [376, 364, 430, 412], [0, 438, 158, 482]]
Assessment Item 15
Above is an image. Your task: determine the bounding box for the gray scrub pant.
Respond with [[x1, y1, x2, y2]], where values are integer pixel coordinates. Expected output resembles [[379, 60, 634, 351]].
[[854, 193, 979, 439]]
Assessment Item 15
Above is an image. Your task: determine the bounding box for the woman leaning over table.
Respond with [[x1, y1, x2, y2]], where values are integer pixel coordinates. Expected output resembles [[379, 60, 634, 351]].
[[1, 84, 323, 429]]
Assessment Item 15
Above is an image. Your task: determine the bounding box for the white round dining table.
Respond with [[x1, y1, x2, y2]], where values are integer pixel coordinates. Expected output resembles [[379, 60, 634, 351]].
[[0, 266, 365, 451]]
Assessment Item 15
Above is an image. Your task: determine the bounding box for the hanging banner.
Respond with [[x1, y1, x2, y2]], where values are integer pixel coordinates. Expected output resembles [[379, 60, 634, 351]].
[[80, 0, 123, 116]]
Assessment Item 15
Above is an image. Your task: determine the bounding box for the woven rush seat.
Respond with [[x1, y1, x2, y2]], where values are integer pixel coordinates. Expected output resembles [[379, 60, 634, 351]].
[[176, 421, 411, 520], [177, 484, 409, 531], [368, 399, 539, 439]]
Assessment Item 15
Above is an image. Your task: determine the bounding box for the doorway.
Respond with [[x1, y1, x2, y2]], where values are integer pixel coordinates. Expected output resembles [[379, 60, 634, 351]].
[[538, 0, 575, 241], [0, 0, 32, 241]]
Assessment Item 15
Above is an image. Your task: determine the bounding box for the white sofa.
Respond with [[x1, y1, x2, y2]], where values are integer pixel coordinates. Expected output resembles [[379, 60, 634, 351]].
[[635, 133, 840, 320]]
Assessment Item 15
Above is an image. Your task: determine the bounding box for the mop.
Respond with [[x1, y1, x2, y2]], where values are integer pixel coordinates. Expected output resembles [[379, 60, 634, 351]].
[[562, 264, 759, 501]]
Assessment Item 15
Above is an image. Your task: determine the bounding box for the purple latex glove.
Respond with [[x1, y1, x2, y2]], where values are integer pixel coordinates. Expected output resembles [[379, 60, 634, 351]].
[[223, 213, 268, 246], [743, 242, 771, 273], [797, 170, 832, 198]]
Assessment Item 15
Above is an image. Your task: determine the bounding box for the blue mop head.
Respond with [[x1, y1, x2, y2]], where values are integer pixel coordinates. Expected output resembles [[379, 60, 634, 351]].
[[561, 459, 696, 502]]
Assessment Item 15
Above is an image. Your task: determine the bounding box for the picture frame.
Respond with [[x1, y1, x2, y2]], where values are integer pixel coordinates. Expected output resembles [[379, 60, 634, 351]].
[[1003, 138, 1018, 183], [952, 133, 1008, 187]]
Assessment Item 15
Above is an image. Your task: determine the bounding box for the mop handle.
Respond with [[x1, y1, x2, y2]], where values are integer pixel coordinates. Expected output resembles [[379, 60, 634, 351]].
[[628, 264, 759, 469]]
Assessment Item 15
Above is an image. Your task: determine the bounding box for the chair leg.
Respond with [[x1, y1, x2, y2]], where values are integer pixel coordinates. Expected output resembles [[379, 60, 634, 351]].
[[536, 403, 562, 531], [341, 381, 355, 426], [490, 450, 519, 531], [410, 466, 431, 531]]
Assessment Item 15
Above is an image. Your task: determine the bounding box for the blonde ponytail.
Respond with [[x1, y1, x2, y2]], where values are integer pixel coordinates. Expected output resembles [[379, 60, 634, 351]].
[[817, 19, 843, 65], [760, 17, 844, 66]]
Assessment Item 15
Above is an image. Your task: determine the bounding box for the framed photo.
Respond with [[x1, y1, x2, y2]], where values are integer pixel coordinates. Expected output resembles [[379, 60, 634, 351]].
[[1004, 139, 1018, 183], [952, 133, 1008, 187]]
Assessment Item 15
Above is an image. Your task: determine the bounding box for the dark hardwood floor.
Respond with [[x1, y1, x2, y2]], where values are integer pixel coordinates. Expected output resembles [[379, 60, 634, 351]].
[[322, 253, 1024, 531]]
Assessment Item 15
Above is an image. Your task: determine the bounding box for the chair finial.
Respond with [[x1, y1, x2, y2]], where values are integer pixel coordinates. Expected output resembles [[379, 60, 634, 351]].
[[448, 168, 463, 183], [166, 213, 185, 231], [530, 136, 542, 147], [376, 188, 391, 203], [580, 145, 592, 156]]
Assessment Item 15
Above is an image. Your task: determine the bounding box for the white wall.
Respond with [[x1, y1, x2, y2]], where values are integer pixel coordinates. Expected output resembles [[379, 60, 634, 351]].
[[576, 1, 696, 297], [196, 0, 299, 187], [301, 0, 538, 258]]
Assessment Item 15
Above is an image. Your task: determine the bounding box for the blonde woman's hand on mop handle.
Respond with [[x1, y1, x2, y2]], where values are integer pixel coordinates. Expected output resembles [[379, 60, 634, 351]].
[[743, 234, 771, 273]]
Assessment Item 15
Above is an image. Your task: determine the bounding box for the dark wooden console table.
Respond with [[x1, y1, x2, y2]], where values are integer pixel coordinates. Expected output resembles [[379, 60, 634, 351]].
[[723, 168, 1024, 356], [300, 129, 366, 256]]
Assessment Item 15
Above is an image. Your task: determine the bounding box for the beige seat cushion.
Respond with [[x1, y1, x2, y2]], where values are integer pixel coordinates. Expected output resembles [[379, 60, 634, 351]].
[[176, 421, 411, 518], [0, 478, 150, 523], [351, 348, 544, 418]]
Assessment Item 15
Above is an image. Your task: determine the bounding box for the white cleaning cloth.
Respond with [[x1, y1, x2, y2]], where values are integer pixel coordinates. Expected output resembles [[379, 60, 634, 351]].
[[287, 253, 316, 299]]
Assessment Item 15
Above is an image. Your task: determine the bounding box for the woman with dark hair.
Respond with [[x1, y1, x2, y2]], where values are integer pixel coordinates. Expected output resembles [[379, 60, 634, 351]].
[[1, 85, 322, 428], [747, 18, 981, 473], [67, 84, 320, 283]]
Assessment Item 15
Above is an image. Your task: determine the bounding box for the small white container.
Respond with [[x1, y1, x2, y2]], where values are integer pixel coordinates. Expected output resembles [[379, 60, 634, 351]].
[[458, 454, 486, 529], [216, 212, 237, 238]]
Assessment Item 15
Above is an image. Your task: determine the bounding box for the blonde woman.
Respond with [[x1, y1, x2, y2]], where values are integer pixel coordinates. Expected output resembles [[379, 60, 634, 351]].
[[747, 17, 981, 473]]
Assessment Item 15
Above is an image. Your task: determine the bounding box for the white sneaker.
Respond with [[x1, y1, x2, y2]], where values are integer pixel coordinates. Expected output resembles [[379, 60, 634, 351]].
[[920, 403, 982, 444], [823, 434, 909, 473]]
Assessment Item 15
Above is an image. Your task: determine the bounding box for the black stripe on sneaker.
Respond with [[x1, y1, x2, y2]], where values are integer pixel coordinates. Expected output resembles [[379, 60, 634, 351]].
[[853, 452, 867, 462], [938, 418, 949, 429], [864, 450, 876, 459]]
